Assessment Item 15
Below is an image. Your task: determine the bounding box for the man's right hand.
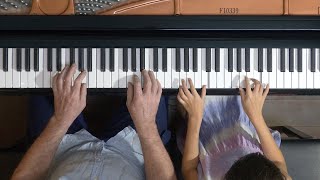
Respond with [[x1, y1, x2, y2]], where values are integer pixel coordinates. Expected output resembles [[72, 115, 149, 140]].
[[126, 70, 162, 132]]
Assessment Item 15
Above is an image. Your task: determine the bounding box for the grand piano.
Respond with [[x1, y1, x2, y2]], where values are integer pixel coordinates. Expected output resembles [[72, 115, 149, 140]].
[[1, 0, 320, 95]]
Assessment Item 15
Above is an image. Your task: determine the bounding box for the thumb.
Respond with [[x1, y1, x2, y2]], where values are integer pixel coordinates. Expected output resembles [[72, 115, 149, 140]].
[[127, 82, 133, 106], [201, 85, 206, 99], [239, 87, 245, 100]]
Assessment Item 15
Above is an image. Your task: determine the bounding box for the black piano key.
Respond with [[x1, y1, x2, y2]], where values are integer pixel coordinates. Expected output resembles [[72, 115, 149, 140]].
[[215, 48, 220, 72], [228, 48, 233, 72], [193, 48, 198, 72], [176, 48, 181, 72], [298, 48, 302, 72], [110, 48, 115, 72], [34, 48, 39, 72], [153, 48, 158, 72], [70, 48, 75, 65], [162, 48, 167, 72], [267, 48, 272, 72], [100, 48, 106, 72], [245, 48, 250, 72], [57, 48, 62, 71], [311, 48, 316, 72], [258, 48, 263, 72], [206, 48, 211, 72], [140, 48, 145, 71], [132, 48, 136, 72], [184, 48, 189, 72], [289, 48, 294, 72], [78, 48, 84, 71], [123, 48, 128, 72], [280, 48, 285, 72], [47, 48, 52, 71], [17, 48, 22, 71], [87, 48, 92, 72], [236, 48, 241, 72], [3, 48, 8, 72], [25, 48, 30, 72]]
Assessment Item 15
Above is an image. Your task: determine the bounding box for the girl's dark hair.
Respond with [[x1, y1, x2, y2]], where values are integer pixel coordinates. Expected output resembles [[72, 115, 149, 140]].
[[224, 152, 285, 180]]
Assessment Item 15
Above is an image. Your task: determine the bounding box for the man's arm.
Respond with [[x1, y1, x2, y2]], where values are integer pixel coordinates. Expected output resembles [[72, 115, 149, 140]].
[[177, 79, 206, 180], [126, 70, 176, 180], [12, 65, 87, 180], [239, 77, 291, 179]]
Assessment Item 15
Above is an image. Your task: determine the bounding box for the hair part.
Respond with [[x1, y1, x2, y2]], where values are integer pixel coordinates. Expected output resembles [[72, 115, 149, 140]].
[[224, 152, 285, 180]]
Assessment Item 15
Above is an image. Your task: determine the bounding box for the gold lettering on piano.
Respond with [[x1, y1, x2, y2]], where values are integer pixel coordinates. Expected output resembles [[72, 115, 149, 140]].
[[219, 8, 239, 14]]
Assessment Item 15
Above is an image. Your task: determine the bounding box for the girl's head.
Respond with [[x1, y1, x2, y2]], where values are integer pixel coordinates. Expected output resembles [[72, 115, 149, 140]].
[[224, 153, 285, 180]]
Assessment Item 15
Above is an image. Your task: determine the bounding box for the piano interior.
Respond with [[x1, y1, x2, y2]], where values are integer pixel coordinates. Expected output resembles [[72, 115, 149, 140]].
[[1, 0, 320, 179]]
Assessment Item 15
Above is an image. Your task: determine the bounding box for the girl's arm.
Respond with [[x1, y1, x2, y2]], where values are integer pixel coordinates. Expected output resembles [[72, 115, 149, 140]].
[[177, 78, 206, 180], [239, 77, 291, 180]]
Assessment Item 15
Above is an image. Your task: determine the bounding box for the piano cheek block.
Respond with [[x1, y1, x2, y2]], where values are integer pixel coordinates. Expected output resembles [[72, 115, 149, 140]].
[[97, 0, 175, 15], [179, 0, 283, 15], [288, 0, 320, 15], [30, 0, 75, 15]]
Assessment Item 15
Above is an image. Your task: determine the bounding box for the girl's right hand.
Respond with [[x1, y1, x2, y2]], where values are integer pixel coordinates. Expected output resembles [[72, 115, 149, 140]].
[[177, 78, 206, 128]]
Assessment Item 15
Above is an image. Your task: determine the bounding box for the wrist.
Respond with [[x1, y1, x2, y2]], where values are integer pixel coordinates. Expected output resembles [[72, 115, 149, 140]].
[[51, 114, 73, 128], [187, 116, 202, 130]]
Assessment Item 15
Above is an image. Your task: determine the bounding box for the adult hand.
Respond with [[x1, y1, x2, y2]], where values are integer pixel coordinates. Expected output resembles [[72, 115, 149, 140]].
[[52, 64, 87, 125], [239, 76, 269, 121], [126, 70, 162, 131], [177, 78, 206, 128]]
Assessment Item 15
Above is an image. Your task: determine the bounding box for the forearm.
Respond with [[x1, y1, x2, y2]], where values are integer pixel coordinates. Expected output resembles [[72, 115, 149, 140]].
[[136, 123, 176, 180], [250, 115, 285, 163], [12, 116, 71, 180], [182, 119, 201, 180]]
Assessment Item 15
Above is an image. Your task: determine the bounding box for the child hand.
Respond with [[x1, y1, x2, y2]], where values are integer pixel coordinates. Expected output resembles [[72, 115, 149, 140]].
[[177, 78, 206, 128], [239, 77, 269, 122]]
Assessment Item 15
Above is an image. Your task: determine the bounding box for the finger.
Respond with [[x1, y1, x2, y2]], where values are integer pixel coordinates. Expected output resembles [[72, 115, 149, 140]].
[[251, 78, 261, 93], [52, 73, 58, 93], [188, 78, 197, 95], [177, 94, 186, 106], [59, 65, 69, 79], [148, 70, 158, 93], [156, 79, 162, 97], [201, 85, 206, 99], [182, 79, 192, 97], [245, 76, 252, 95], [80, 83, 87, 102], [141, 70, 151, 93], [127, 82, 134, 105], [179, 86, 188, 101], [64, 64, 76, 87], [259, 83, 264, 95], [133, 75, 143, 96], [263, 83, 270, 99], [73, 71, 87, 92]]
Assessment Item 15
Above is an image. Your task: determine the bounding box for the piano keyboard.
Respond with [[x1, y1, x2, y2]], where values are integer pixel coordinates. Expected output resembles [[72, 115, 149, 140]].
[[1, 47, 320, 89]]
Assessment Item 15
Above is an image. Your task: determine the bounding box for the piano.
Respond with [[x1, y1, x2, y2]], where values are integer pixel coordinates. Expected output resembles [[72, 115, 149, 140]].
[[1, 1, 320, 95]]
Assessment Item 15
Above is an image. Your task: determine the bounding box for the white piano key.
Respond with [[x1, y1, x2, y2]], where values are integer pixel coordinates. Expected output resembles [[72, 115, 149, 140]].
[[35, 48, 44, 88], [187, 48, 195, 88], [148, 48, 153, 71], [0, 49, 5, 88], [180, 48, 186, 86], [245, 48, 254, 80], [201, 48, 208, 87], [261, 48, 269, 86], [61, 48, 66, 69], [12, 48, 20, 88], [276, 48, 284, 89], [142, 48, 150, 86], [165, 48, 172, 88], [89, 48, 97, 88], [20, 49, 28, 88], [231, 48, 239, 88], [208, 48, 216, 89], [252, 48, 261, 83], [5, 48, 13, 88], [284, 48, 292, 88], [269, 48, 277, 88], [73, 48, 81, 86], [103, 48, 111, 88], [223, 48, 231, 88], [172, 48, 180, 88], [306, 48, 313, 89], [83, 48, 88, 84], [111, 48, 119, 88], [28, 48, 36, 88], [96, 48, 104, 88], [299, 48, 307, 89], [314, 48, 320, 88], [51, 48, 57, 88], [134, 48, 142, 86], [127, 48, 134, 85], [65, 48, 70, 65], [157, 48, 165, 88], [43, 48, 50, 88], [194, 48, 202, 88], [291, 48, 299, 88], [216, 48, 225, 88], [118, 48, 126, 88], [239, 48, 246, 88]]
